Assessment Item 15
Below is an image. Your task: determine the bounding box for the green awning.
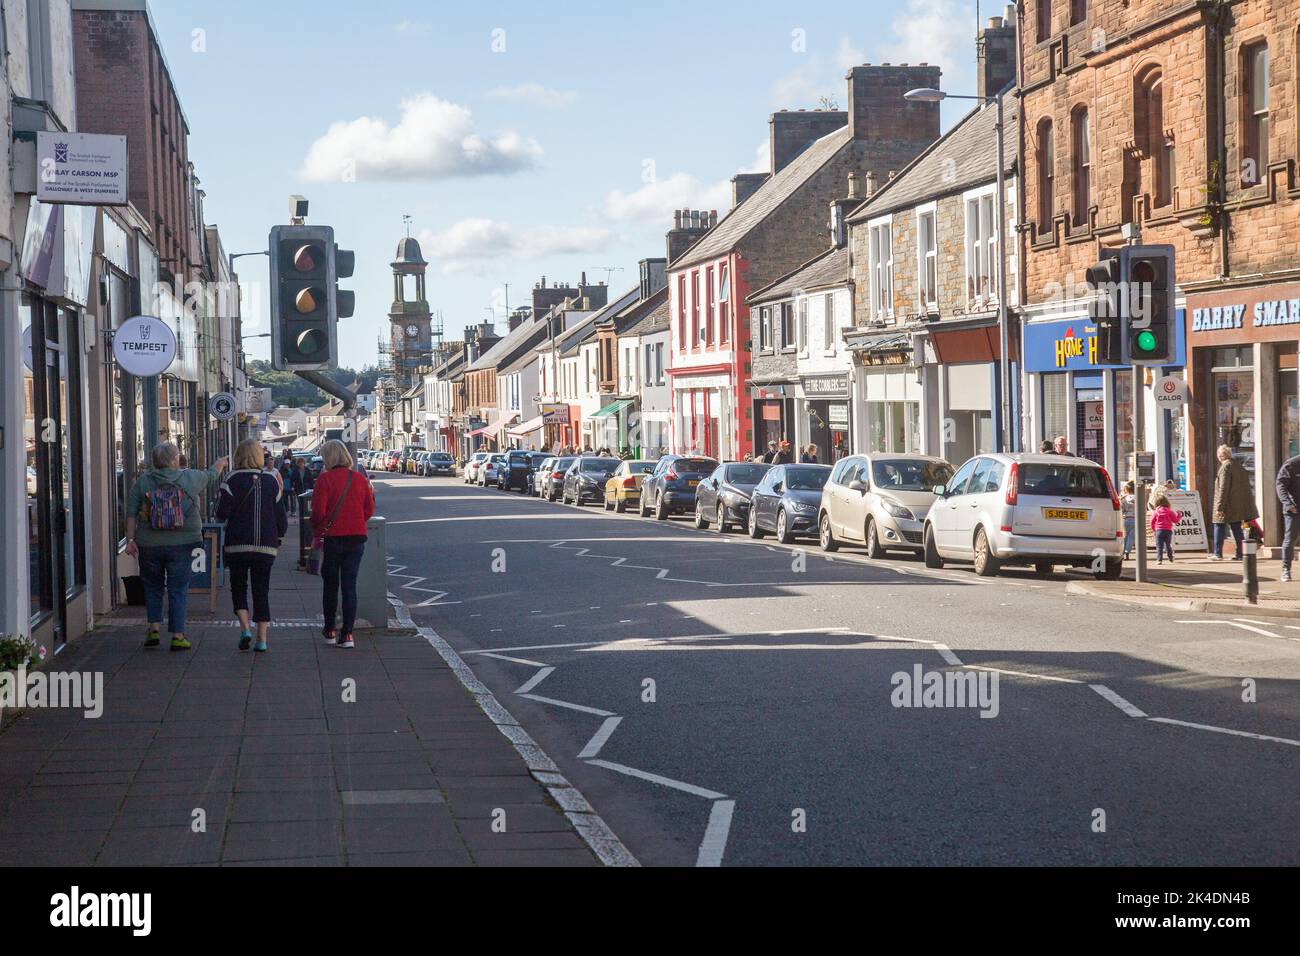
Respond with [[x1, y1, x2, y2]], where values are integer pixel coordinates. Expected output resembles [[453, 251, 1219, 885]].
[[590, 399, 634, 419]]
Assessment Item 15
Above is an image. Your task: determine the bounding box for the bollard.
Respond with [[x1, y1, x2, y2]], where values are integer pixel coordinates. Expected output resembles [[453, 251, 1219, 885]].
[[355, 516, 390, 630], [1243, 524, 1259, 605], [297, 490, 314, 570]]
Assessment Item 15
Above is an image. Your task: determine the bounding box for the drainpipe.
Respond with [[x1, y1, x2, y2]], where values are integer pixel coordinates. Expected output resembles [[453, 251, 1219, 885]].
[[1213, 3, 1229, 279]]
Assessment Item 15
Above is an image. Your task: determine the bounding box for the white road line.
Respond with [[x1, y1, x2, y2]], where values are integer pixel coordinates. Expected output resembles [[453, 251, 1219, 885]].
[[465, 640, 609, 655], [514, 667, 555, 695], [1177, 619, 1300, 643], [696, 799, 736, 868], [1089, 684, 1148, 718], [586, 759, 727, 800], [965, 666, 1084, 685], [478, 652, 550, 667], [517, 693, 616, 717], [577, 716, 624, 759], [934, 644, 964, 667], [1148, 717, 1300, 747]]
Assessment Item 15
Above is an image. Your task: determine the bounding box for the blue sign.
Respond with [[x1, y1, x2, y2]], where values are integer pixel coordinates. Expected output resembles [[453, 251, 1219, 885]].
[[1023, 310, 1186, 374]]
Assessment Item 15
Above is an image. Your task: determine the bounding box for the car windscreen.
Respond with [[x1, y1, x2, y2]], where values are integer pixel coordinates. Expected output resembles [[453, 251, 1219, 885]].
[[579, 458, 619, 474], [784, 466, 830, 491], [554, 458, 576, 470], [627, 462, 654, 474], [676, 458, 718, 474], [430, 453, 452, 460], [1017, 463, 1110, 498], [872, 459, 954, 492], [725, 463, 769, 484], [529, 454, 550, 465]]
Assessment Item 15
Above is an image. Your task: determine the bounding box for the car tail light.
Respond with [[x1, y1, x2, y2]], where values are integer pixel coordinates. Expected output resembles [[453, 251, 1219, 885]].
[[1100, 467, 1121, 511], [623, 477, 637, 488], [666, 469, 679, 481], [1000, 524, 1013, 533], [552, 471, 564, 479], [1004, 462, 1019, 506]]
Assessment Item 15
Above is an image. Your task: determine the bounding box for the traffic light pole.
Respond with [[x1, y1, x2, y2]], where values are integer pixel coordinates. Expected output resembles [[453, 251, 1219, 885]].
[[296, 370, 358, 463], [1132, 362, 1149, 584]]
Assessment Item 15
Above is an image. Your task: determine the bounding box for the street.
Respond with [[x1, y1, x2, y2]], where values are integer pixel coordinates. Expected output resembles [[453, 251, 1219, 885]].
[[378, 472, 1300, 867]]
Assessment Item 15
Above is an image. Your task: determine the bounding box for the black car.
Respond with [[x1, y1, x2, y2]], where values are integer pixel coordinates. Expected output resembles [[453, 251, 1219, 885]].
[[499, 450, 548, 492], [561, 456, 620, 505], [640, 455, 720, 519], [540, 456, 576, 501], [748, 464, 832, 543], [422, 451, 455, 476], [694, 461, 771, 532]]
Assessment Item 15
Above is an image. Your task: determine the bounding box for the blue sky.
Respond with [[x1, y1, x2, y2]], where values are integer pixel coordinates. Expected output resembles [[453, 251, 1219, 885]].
[[151, 0, 986, 366]]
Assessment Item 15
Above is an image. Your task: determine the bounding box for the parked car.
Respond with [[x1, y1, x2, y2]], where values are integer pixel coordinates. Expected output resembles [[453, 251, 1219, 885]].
[[922, 452, 1123, 579], [385, 450, 401, 472], [562, 456, 620, 505], [539, 456, 577, 501], [401, 445, 425, 473], [639, 455, 720, 519], [602, 460, 656, 512], [694, 461, 770, 531], [748, 464, 831, 543], [499, 450, 547, 491], [530, 457, 554, 495], [422, 451, 455, 477], [478, 453, 507, 487], [464, 452, 489, 483], [818, 454, 954, 557]]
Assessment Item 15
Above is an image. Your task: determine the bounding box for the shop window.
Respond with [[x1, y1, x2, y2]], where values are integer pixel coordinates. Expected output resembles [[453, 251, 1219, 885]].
[[1041, 373, 1069, 447], [1242, 42, 1269, 186], [1071, 105, 1091, 227], [1211, 346, 1256, 492], [1036, 118, 1054, 231]]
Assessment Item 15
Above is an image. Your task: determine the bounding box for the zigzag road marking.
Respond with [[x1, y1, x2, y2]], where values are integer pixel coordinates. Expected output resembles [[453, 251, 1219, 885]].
[[387, 562, 458, 607]]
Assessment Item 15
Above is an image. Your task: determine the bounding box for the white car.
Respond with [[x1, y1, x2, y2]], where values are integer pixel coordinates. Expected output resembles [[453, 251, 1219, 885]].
[[478, 453, 506, 487], [818, 453, 955, 557], [464, 452, 489, 484], [923, 452, 1123, 579]]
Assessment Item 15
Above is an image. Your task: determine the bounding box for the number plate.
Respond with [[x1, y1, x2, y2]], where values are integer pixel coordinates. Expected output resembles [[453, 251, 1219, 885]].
[[1043, 507, 1089, 521], [687, 480, 699, 487]]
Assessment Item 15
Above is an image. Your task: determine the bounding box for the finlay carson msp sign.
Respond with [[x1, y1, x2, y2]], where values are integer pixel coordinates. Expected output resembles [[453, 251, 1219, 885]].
[[37, 132, 128, 206]]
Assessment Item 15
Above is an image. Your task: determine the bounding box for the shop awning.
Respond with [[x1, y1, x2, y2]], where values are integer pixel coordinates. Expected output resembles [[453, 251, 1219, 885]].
[[475, 412, 519, 440], [590, 399, 633, 419], [465, 425, 489, 437], [507, 414, 545, 438]]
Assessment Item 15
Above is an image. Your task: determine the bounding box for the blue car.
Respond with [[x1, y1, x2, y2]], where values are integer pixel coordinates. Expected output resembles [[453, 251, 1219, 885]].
[[748, 464, 832, 543], [639, 454, 720, 520]]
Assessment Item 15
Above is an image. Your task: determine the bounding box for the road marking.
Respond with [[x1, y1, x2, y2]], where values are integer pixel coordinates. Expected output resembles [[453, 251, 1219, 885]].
[[1177, 619, 1300, 643], [479, 652, 549, 667], [933, 644, 964, 667], [1090, 684, 1148, 718], [465, 640, 609, 655], [518, 693, 616, 717], [697, 799, 736, 868], [586, 759, 727, 800], [514, 667, 555, 695], [1147, 717, 1300, 747], [577, 716, 624, 759], [965, 666, 1084, 685]]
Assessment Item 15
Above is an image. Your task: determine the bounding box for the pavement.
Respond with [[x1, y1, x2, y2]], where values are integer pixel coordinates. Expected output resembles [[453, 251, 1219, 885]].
[[1069, 550, 1300, 617], [0, 507, 614, 867], [382, 472, 1300, 867]]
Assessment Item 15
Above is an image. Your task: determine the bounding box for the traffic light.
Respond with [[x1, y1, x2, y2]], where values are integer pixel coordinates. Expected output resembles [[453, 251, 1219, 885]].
[[1121, 245, 1174, 365], [269, 225, 355, 370], [1086, 248, 1122, 365]]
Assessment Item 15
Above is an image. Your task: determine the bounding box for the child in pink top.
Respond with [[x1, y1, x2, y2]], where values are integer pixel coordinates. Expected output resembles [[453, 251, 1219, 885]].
[[1149, 495, 1181, 563]]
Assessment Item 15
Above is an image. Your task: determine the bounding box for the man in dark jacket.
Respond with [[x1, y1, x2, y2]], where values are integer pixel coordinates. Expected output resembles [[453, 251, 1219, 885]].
[[761, 440, 777, 464], [1277, 455, 1300, 582], [773, 440, 795, 465]]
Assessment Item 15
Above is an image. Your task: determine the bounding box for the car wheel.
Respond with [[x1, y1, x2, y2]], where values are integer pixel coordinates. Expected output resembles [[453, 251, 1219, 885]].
[[775, 509, 794, 544], [615, 498, 626, 514], [923, 525, 944, 569], [819, 514, 839, 552], [638, 495, 650, 518], [604, 496, 614, 511], [1034, 561, 1054, 576], [864, 518, 885, 559], [694, 505, 708, 530], [715, 505, 729, 533], [655, 494, 668, 520], [1095, 558, 1123, 581], [973, 527, 1000, 577], [748, 507, 765, 539]]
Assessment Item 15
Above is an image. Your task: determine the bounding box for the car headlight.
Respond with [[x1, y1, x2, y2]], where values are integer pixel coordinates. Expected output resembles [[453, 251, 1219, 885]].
[[882, 500, 914, 520], [790, 501, 817, 515]]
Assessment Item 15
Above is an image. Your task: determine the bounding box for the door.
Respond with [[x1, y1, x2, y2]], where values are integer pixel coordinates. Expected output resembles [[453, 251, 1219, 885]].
[[934, 457, 978, 550], [954, 458, 993, 550], [840, 458, 869, 542], [753, 468, 779, 530]]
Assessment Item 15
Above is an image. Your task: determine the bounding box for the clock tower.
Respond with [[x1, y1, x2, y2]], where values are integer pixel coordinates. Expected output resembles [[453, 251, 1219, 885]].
[[387, 234, 432, 389]]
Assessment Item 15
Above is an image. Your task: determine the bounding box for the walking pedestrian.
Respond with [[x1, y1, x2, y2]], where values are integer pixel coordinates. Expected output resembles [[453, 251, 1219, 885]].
[[1120, 480, 1136, 560], [124, 442, 228, 650], [761, 440, 777, 464], [1211, 444, 1256, 560], [217, 439, 286, 652], [311, 439, 375, 649], [1053, 435, 1070, 456], [1149, 492, 1180, 563], [800, 443, 819, 464], [278, 453, 296, 517], [1276, 453, 1300, 582], [773, 440, 795, 465]]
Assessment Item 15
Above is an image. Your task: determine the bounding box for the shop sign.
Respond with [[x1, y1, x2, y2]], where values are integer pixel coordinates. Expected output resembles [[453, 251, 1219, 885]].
[[541, 403, 570, 424], [1084, 402, 1105, 429], [1023, 314, 1185, 373], [209, 392, 236, 422], [1165, 490, 1207, 551], [112, 315, 176, 377], [801, 374, 848, 397], [37, 132, 129, 206], [1152, 375, 1189, 410], [1191, 298, 1300, 333], [828, 404, 849, 426]]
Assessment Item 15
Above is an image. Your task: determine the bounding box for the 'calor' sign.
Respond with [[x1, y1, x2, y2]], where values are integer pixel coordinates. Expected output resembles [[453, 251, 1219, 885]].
[[113, 316, 176, 377]]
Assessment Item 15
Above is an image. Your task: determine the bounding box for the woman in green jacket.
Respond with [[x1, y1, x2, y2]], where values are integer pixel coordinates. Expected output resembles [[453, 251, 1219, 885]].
[[1211, 444, 1257, 561]]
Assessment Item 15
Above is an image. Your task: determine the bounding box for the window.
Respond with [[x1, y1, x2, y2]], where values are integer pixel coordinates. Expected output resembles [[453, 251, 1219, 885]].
[[1242, 42, 1269, 185], [760, 306, 772, 351], [26, 0, 54, 104], [1037, 0, 1051, 42], [693, 270, 703, 345], [719, 265, 730, 344], [677, 274, 687, 349], [917, 207, 937, 308], [1071, 106, 1091, 226], [1070, 0, 1085, 26], [823, 293, 836, 351], [645, 342, 653, 384], [780, 302, 795, 350], [1136, 67, 1173, 206], [868, 220, 893, 319], [965, 190, 998, 304], [654, 342, 665, 384], [798, 299, 808, 352], [704, 267, 715, 344], [1037, 118, 1054, 229]]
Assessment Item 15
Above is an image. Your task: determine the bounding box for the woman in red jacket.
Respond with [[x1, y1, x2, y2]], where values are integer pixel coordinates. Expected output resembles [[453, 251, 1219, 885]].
[[311, 440, 376, 648]]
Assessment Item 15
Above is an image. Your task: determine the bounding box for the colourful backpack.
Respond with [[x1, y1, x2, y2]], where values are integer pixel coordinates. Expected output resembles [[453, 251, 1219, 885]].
[[145, 479, 188, 531]]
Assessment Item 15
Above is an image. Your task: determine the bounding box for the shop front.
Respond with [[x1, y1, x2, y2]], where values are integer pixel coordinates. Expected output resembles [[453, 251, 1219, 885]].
[[797, 373, 852, 463], [849, 333, 923, 457], [750, 383, 794, 454], [1185, 283, 1300, 548], [671, 369, 735, 459]]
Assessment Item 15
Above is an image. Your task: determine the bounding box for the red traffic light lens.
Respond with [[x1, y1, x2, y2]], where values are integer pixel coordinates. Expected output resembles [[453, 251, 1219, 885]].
[[292, 244, 320, 272]]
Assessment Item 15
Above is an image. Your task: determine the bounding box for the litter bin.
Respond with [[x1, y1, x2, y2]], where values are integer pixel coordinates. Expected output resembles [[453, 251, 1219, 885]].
[[298, 490, 314, 570]]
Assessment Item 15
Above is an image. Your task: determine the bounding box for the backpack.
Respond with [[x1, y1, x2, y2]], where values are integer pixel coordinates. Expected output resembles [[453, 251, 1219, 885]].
[[143, 478, 188, 531]]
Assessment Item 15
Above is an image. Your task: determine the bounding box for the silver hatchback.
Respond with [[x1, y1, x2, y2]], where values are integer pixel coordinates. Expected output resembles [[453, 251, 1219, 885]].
[[818, 454, 954, 557]]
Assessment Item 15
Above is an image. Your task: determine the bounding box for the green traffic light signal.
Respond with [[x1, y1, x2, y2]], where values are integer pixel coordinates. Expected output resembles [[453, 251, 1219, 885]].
[[1134, 329, 1158, 353]]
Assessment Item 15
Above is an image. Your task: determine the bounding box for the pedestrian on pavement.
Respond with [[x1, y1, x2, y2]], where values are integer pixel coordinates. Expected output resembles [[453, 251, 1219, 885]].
[[773, 440, 795, 465], [1040, 439, 1054, 453], [1120, 480, 1136, 559], [311, 439, 376, 649], [1053, 435, 1070, 456], [1276, 453, 1300, 582], [124, 442, 228, 650], [800, 443, 819, 464], [217, 439, 286, 652], [761, 440, 777, 464], [1149, 492, 1180, 563], [1211, 444, 1256, 561]]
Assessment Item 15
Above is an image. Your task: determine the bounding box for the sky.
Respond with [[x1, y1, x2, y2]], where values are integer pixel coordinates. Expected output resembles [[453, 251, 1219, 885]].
[[150, 0, 988, 367]]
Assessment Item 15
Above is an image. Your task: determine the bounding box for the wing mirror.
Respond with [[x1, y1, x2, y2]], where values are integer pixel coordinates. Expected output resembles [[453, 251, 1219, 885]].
[[932, 484, 946, 498], [848, 479, 867, 494], [772, 483, 784, 494]]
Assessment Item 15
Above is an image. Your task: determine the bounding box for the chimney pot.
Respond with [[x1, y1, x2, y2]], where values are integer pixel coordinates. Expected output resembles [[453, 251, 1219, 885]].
[[674, 210, 682, 228], [847, 172, 861, 199], [989, 16, 1002, 28]]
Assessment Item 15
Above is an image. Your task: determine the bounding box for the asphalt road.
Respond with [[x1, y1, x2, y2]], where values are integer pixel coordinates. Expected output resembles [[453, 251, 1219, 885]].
[[376, 471, 1300, 867]]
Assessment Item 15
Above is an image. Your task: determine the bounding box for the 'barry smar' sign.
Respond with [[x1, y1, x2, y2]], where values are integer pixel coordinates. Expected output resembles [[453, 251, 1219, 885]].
[[112, 316, 176, 377], [37, 132, 128, 206]]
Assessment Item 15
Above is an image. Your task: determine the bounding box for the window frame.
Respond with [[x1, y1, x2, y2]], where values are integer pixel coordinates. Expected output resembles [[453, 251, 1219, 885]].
[[1071, 105, 1091, 227], [1037, 117, 1054, 230], [915, 202, 938, 310], [867, 215, 894, 321], [1242, 41, 1270, 186]]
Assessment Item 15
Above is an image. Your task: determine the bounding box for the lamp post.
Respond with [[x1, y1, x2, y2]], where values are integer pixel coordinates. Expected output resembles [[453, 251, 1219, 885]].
[[904, 87, 1012, 453], [228, 250, 268, 455]]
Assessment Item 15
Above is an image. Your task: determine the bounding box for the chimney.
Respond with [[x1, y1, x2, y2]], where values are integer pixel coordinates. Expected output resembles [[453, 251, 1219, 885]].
[[829, 175, 861, 250], [865, 171, 878, 196], [845, 64, 941, 145], [639, 258, 667, 299], [665, 208, 717, 264], [769, 109, 848, 174], [508, 307, 529, 331], [977, 12, 1017, 99], [731, 172, 770, 208]]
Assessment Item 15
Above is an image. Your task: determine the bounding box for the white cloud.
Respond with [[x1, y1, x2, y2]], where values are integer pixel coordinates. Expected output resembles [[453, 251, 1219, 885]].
[[880, 0, 973, 81], [771, 55, 837, 109], [299, 93, 542, 182], [602, 173, 732, 225], [486, 83, 577, 108], [835, 37, 866, 71], [740, 139, 769, 175], [420, 220, 616, 269], [395, 21, 431, 34]]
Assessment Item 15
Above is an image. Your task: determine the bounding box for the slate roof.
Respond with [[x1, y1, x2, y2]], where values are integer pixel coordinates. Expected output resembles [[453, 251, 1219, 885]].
[[672, 126, 853, 270], [624, 295, 671, 336], [747, 245, 849, 305], [847, 97, 1019, 222], [600, 284, 669, 336], [467, 314, 552, 372], [550, 287, 641, 358]]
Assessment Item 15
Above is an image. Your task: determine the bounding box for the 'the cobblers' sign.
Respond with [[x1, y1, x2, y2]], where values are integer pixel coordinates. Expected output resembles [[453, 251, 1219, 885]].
[[112, 316, 176, 377]]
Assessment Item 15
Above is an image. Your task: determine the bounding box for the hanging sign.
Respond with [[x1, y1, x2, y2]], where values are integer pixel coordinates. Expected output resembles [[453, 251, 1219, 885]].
[[37, 132, 129, 206], [541, 403, 570, 424], [209, 392, 237, 422], [1152, 375, 1189, 410], [112, 315, 176, 377]]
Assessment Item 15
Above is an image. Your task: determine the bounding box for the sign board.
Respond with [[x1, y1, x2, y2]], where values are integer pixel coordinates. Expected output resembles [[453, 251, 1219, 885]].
[[1152, 375, 1189, 410], [541, 403, 570, 425], [801, 374, 849, 397], [1133, 452, 1155, 482], [1165, 489, 1207, 551], [1084, 402, 1105, 430], [828, 404, 850, 427], [209, 392, 236, 422], [37, 132, 128, 206], [112, 315, 177, 377]]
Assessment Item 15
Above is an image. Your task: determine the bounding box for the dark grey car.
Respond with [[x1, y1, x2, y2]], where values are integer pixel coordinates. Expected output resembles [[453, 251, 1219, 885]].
[[748, 464, 832, 543], [562, 457, 620, 505], [694, 462, 770, 532]]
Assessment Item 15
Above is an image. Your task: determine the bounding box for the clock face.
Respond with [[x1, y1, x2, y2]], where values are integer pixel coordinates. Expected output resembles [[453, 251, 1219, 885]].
[[405, 324, 419, 337]]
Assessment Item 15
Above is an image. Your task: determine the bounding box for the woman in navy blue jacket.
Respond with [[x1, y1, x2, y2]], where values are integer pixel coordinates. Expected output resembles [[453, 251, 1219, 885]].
[[217, 439, 288, 652]]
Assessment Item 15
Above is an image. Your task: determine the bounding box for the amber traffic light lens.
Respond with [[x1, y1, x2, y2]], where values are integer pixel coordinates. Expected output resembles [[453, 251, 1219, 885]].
[[294, 288, 320, 313]]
